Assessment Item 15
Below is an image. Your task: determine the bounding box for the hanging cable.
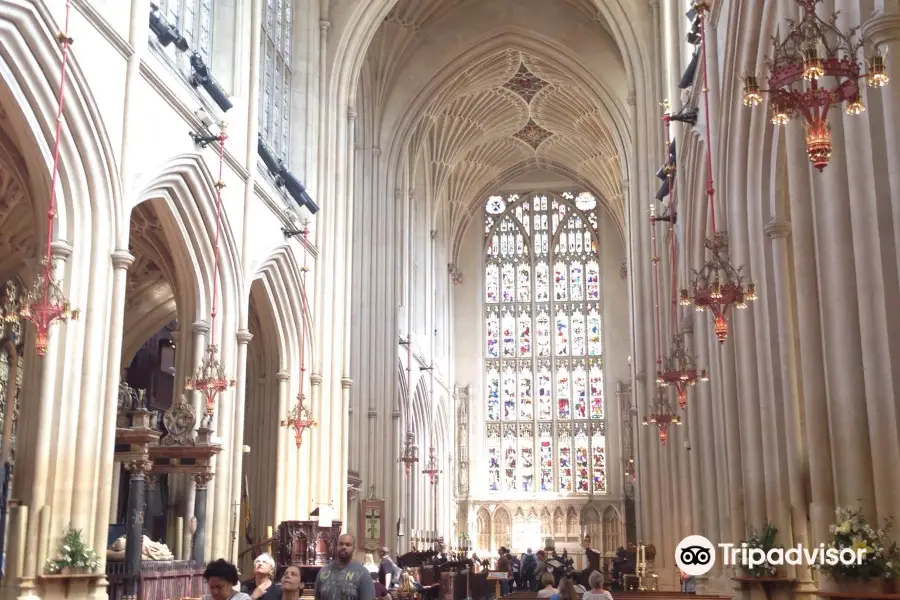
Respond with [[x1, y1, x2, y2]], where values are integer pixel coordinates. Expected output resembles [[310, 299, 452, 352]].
[[699, 7, 717, 234]]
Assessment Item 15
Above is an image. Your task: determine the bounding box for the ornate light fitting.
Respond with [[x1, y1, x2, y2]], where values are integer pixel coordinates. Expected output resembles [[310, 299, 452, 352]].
[[281, 391, 316, 448], [657, 334, 709, 409], [281, 227, 314, 450], [184, 129, 234, 419], [680, 233, 756, 343], [422, 445, 441, 486], [681, 3, 756, 344], [185, 343, 235, 418], [742, 0, 889, 171], [398, 431, 419, 475], [641, 388, 681, 445], [18, 1, 79, 356]]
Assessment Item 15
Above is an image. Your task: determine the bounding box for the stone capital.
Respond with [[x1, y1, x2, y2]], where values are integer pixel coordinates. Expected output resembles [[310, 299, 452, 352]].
[[368, 408, 377, 419], [193, 472, 215, 489], [50, 240, 74, 260], [276, 370, 291, 382], [124, 458, 154, 478], [348, 107, 358, 121], [319, 20, 331, 32], [764, 218, 792, 239], [111, 249, 136, 270], [341, 376, 353, 389], [192, 320, 210, 335], [862, 13, 900, 47], [310, 373, 323, 386], [236, 329, 254, 345]]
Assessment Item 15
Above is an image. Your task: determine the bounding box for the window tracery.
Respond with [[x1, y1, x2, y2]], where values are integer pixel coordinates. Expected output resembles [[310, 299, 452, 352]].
[[157, 0, 213, 60], [260, 0, 294, 160], [484, 192, 607, 497]]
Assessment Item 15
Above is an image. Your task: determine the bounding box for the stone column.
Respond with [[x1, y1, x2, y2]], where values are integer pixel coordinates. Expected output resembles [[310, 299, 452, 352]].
[[192, 472, 214, 563], [181, 321, 209, 559], [810, 123, 875, 518], [783, 125, 834, 547], [229, 329, 253, 561], [764, 218, 811, 589], [124, 459, 153, 599], [274, 371, 290, 521]]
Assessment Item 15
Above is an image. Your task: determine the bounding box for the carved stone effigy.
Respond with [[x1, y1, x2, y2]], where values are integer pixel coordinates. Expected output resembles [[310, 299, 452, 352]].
[[107, 535, 176, 561]]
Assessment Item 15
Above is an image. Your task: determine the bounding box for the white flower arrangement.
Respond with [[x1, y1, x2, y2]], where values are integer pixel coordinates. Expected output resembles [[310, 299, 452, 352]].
[[45, 527, 101, 574], [814, 507, 900, 581], [741, 522, 780, 577]]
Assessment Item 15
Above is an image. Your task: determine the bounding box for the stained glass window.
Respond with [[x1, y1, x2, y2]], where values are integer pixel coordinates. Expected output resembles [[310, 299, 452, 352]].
[[261, 0, 293, 160], [484, 192, 607, 496], [156, 0, 213, 68]]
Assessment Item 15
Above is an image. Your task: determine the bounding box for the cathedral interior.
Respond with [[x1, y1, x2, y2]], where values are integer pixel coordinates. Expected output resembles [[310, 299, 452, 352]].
[[0, 0, 899, 599]]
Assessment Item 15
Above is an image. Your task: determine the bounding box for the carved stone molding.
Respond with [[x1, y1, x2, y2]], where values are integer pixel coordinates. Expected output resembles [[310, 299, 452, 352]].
[[192, 320, 210, 335], [448, 263, 463, 285], [111, 249, 136, 271], [862, 13, 900, 47], [276, 370, 291, 382], [125, 459, 154, 479], [455, 385, 471, 498], [236, 329, 253, 345], [193, 472, 215, 489], [764, 218, 792, 239], [341, 376, 353, 390], [310, 373, 323, 386], [161, 396, 197, 446]]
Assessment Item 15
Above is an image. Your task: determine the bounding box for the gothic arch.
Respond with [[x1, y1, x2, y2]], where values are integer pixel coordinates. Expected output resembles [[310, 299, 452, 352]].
[[492, 506, 511, 550], [475, 506, 492, 552], [255, 245, 317, 372], [581, 504, 601, 547], [602, 505, 620, 553], [0, 0, 123, 253]]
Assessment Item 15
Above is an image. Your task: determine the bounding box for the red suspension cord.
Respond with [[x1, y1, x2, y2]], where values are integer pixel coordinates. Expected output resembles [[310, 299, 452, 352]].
[[699, 8, 717, 234], [43, 0, 73, 296], [299, 230, 309, 398], [209, 131, 227, 346]]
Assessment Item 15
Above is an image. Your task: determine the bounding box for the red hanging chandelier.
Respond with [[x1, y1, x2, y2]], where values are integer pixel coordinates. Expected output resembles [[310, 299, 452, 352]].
[[422, 444, 441, 486], [656, 103, 708, 408], [399, 430, 419, 475], [17, 0, 79, 356], [742, 0, 889, 171], [642, 387, 681, 445], [184, 127, 234, 419], [679, 3, 756, 344], [281, 229, 316, 448]]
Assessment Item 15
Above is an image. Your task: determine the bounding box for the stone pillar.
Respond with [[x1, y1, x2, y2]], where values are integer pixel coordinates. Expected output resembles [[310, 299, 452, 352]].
[[229, 329, 253, 561], [192, 472, 214, 564], [783, 125, 834, 546], [181, 321, 209, 559], [764, 218, 813, 593], [274, 371, 290, 521], [124, 459, 153, 599]]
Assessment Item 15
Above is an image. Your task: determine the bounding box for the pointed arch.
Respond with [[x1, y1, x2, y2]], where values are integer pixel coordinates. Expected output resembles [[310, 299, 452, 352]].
[[255, 245, 317, 372], [0, 0, 123, 252], [135, 154, 242, 325]]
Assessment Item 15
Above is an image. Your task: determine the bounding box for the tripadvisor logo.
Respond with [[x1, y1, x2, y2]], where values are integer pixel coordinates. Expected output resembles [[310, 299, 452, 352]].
[[675, 535, 866, 577]]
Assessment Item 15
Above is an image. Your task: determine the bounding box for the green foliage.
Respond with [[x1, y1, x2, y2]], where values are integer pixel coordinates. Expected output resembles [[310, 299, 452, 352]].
[[45, 526, 101, 574], [815, 507, 900, 582], [741, 522, 780, 577]]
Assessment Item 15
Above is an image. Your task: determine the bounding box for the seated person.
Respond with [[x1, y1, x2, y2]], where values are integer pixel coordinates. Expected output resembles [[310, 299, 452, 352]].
[[537, 573, 557, 598]]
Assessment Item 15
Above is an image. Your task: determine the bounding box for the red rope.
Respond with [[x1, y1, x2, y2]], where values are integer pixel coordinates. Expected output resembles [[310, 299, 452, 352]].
[[699, 8, 717, 234], [210, 131, 227, 346], [299, 230, 309, 400], [43, 0, 73, 297]]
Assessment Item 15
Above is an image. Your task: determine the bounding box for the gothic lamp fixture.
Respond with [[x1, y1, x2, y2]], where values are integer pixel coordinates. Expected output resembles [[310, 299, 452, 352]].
[[184, 343, 235, 418], [680, 233, 756, 343], [17, 2, 79, 356], [656, 333, 708, 409], [184, 128, 234, 419], [741, 0, 889, 171], [422, 445, 441, 486], [281, 391, 316, 448], [642, 388, 681, 445], [398, 432, 419, 475]]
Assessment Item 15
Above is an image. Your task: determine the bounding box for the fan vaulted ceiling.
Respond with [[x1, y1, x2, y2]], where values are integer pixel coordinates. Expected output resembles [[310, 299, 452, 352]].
[[365, 0, 626, 247]]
